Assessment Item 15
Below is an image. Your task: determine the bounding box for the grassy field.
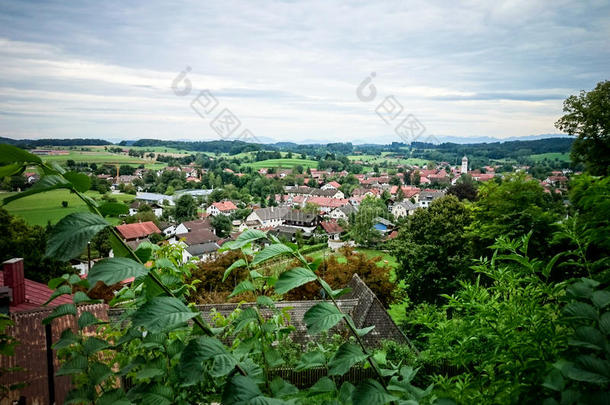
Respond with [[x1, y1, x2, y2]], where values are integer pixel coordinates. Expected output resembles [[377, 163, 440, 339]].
[[243, 158, 319, 169], [348, 154, 429, 167], [529, 152, 570, 162], [41, 150, 152, 165], [1, 190, 135, 226]]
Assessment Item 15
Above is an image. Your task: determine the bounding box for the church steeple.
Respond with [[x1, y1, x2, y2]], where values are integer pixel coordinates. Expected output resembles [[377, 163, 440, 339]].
[[461, 156, 468, 174]]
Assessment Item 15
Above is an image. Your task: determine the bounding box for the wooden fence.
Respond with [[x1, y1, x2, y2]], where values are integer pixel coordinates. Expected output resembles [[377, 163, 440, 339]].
[[0, 303, 108, 405]]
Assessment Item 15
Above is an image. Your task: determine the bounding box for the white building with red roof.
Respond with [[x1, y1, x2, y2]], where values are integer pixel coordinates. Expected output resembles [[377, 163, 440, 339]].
[[206, 200, 238, 216]]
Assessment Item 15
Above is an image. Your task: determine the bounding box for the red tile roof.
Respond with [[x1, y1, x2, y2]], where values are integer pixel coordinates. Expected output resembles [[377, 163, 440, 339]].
[[116, 221, 161, 240], [326, 181, 341, 189], [213, 201, 238, 211], [0, 272, 72, 312], [321, 220, 343, 234], [306, 197, 349, 209]]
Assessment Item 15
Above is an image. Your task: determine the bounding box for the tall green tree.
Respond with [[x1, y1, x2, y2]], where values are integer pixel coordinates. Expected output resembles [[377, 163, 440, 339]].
[[349, 196, 388, 247], [211, 214, 232, 238], [468, 173, 563, 258], [391, 195, 473, 304], [174, 194, 197, 223], [555, 80, 610, 175]]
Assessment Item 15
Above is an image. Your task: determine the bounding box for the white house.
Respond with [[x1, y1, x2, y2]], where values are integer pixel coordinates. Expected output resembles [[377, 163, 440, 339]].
[[246, 207, 291, 228], [418, 190, 445, 208], [129, 201, 163, 217], [391, 201, 418, 218], [321, 181, 341, 190], [206, 200, 238, 216], [329, 204, 357, 221]]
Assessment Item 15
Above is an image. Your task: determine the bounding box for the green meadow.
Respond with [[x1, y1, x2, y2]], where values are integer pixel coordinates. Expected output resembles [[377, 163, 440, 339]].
[[243, 158, 319, 169], [1, 190, 135, 226], [529, 152, 571, 162]]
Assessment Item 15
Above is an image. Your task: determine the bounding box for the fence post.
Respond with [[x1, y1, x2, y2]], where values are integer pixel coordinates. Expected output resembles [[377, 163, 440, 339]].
[[45, 323, 55, 405]]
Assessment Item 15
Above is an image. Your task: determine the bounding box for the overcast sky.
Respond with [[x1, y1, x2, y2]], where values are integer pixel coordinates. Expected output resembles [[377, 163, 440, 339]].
[[0, 0, 608, 143]]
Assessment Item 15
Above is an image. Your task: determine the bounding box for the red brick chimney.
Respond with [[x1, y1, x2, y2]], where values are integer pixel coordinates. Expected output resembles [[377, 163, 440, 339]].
[[3, 258, 25, 306]]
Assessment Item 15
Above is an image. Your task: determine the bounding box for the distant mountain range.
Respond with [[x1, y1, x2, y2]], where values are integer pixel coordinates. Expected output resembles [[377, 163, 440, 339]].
[[0, 133, 571, 147]]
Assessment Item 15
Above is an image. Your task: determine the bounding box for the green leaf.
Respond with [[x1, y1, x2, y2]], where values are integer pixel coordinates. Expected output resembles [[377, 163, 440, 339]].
[[211, 354, 237, 378], [355, 325, 375, 337], [136, 367, 165, 380], [328, 343, 368, 376], [178, 336, 232, 385], [600, 312, 610, 335], [295, 350, 326, 371], [274, 267, 317, 294], [592, 290, 610, 309], [304, 302, 345, 335], [229, 280, 255, 298], [56, 355, 88, 376], [88, 257, 148, 289], [64, 171, 91, 192], [542, 368, 565, 392], [270, 377, 299, 398], [256, 296, 274, 308], [223, 258, 246, 282], [97, 389, 132, 405], [132, 296, 197, 333], [53, 329, 80, 350], [133, 241, 159, 262], [0, 144, 42, 164], [339, 382, 356, 404], [233, 307, 259, 335], [352, 379, 397, 405], [73, 291, 96, 305], [48, 276, 68, 290], [44, 284, 72, 305], [0, 163, 24, 178], [3, 174, 71, 205], [252, 243, 294, 266], [221, 375, 283, 405], [564, 363, 609, 384], [78, 311, 103, 330], [43, 303, 76, 324], [309, 376, 336, 394], [233, 229, 268, 247], [83, 337, 109, 356], [46, 212, 109, 261], [569, 326, 605, 350], [563, 301, 599, 321]]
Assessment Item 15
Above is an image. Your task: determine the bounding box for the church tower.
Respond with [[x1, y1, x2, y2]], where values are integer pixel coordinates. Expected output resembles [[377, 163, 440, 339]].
[[461, 156, 468, 174]]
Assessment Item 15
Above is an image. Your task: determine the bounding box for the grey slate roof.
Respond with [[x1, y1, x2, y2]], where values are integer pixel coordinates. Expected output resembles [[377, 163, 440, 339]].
[[186, 242, 220, 256], [252, 206, 291, 221]]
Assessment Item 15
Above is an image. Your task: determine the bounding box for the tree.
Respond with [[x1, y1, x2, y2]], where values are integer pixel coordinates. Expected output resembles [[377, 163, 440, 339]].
[[303, 202, 320, 214], [447, 182, 477, 202], [174, 194, 197, 223], [555, 80, 610, 175], [349, 196, 388, 247], [211, 214, 232, 238], [469, 173, 564, 258], [391, 195, 473, 304], [0, 208, 73, 283]]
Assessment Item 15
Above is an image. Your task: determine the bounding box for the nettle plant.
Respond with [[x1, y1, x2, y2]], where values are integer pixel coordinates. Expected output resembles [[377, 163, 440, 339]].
[[0, 145, 434, 404]]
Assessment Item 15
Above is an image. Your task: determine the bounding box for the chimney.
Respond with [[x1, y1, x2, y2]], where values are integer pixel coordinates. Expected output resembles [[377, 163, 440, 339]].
[[3, 258, 25, 306]]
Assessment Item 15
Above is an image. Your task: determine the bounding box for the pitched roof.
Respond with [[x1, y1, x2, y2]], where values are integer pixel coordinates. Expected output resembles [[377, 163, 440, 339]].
[[186, 242, 220, 256], [176, 229, 219, 246], [326, 181, 341, 189], [212, 201, 238, 211], [252, 207, 291, 221], [321, 220, 343, 234], [306, 197, 349, 209], [181, 218, 212, 232], [0, 272, 72, 312], [282, 210, 317, 223], [116, 221, 161, 240]]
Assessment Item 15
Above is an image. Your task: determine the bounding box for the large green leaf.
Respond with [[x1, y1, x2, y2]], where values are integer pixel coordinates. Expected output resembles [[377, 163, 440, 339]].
[[563, 302, 599, 322], [309, 376, 336, 395], [178, 336, 233, 385], [569, 326, 605, 350], [44, 284, 72, 305], [46, 212, 109, 261], [229, 280, 256, 298], [352, 379, 397, 405], [233, 307, 259, 335], [0, 163, 24, 178], [600, 312, 610, 335], [3, 174, 71, 205], [82, 337, 109, 356], [304, 302, 345, 335], [274, 267, 317, 294], [222, 258, 246, 282], [0, 144, 42, 164], [43, 303, 77, 324], [56, 355, 88, 376], [109, 232, 132, 259], [328, 343, 368, 376], [592, 290, 610, 309], [251, 243, 294, 266], [88, 257, 148, 289], [295, 350, 326, 371], [78, 311, 104, 330], [131, 297, 197, 333], [64, 171, 91, 192], [221, 375, 284, 405]]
